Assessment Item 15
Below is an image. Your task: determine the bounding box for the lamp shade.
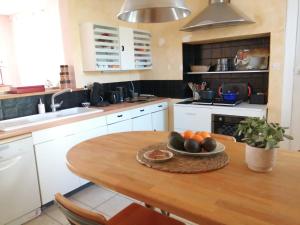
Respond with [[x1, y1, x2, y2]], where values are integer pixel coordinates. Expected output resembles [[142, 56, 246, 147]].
[[117, 0, 191, 23]]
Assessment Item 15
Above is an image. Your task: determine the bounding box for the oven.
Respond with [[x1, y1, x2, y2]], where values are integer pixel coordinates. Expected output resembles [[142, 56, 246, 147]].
[[212, 114, 246, 141]]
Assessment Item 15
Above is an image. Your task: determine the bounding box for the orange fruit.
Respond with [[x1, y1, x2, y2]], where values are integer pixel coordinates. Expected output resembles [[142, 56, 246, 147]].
[[183, 130, 194, 139], [191, 134, 204, 143], [196, 131, 211, 139]]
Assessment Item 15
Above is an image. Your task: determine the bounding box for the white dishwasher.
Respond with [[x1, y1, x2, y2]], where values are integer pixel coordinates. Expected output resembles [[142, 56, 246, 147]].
[[0, 135, 41, 225]]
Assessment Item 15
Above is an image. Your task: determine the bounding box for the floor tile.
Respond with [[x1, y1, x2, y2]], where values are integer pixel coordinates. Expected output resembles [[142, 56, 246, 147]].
[[117, 193, 143, 205], [95, 194, 134, 217], [71, 185, 116, 208], [43, 204, 69, 225], [23, 213, 62, 225], [69, 198, 93, 210]]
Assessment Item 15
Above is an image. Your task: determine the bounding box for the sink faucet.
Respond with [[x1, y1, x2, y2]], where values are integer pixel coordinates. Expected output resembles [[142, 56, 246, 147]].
[[51, 88, 72, 112]]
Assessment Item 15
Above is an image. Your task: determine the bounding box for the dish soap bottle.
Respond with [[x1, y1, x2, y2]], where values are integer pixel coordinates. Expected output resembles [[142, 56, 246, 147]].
[[38, 98, 45, 114]]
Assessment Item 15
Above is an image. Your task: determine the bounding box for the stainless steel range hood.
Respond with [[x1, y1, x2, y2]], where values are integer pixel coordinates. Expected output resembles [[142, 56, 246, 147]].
[[181, 0, 254, 31]]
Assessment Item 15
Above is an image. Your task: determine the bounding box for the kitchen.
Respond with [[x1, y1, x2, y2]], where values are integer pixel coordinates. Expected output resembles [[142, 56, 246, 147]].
[[0, 0, 299, 225]]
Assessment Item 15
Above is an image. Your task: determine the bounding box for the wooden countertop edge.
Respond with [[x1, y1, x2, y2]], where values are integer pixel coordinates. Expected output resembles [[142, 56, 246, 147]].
[[0, 98, 170, 140], [0, 88, 84, 100]]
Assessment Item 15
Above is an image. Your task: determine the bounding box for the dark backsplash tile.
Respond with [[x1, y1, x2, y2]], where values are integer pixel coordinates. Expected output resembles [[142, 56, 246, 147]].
[[0, 90, 89, 121], [140, 80, 186, 99], [3, 107, 18, 120]]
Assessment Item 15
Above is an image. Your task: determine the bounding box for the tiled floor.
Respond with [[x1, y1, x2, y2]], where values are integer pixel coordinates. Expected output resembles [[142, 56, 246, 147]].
[[24, 184, 197, 225]]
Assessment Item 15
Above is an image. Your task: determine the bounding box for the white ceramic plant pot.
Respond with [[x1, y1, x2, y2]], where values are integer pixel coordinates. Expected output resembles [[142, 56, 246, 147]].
[[245, 145, 277, 172]]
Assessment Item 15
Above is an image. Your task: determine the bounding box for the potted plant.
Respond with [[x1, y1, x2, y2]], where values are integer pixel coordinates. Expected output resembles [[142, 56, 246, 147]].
[[236, 117, 293, 172]]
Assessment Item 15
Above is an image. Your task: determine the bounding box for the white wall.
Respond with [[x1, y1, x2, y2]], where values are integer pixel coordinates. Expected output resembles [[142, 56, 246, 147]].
[[281, 0, 300, 150], [0, 15, 19, 85], [290, 1, 300, 150]]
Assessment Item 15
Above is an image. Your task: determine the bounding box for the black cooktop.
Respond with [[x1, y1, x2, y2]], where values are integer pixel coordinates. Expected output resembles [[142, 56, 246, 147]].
[[178, 98, 243, 107]]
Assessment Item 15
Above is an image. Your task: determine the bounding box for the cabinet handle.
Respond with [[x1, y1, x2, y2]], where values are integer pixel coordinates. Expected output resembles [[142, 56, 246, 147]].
[[117, 115, 123, 118], [140, 109, 145, 112], [158, 105, 163, 108], [121, 45, 124, 51]]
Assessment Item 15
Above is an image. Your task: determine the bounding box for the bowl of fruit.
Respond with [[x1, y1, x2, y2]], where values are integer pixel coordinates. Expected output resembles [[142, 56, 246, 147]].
[[167, 130, 225, 156]]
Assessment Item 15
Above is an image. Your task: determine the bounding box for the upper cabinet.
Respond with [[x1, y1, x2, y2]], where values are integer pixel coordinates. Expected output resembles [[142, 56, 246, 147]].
[[133, 30, 152, 70], [80, 23, 152, 72], [119, 27, 135, 70], [80, 23, 121, 71]]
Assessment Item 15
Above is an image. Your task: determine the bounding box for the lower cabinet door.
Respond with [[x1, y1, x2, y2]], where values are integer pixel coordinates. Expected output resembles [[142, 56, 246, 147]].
[[35, 126, 108, 204], [132, 114, 153, 131], [152, 109, 168, 131], [35, 136, 82, 205], [107, 119, 132, 134]]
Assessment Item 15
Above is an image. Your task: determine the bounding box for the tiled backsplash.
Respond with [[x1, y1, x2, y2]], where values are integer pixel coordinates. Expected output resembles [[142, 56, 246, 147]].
[[0, 90, 89, 121], [0, 81, 187, 121]]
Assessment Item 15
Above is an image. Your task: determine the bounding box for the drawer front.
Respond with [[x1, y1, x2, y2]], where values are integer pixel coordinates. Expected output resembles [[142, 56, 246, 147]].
[[131, 106, 152, 118], [32, 116, 107, 144], [149, 102, 168, 113], [106, 110, 132, 124]]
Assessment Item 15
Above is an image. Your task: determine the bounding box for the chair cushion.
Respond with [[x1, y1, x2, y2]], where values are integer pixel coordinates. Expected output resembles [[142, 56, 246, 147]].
[[107, 203, 184, 225]]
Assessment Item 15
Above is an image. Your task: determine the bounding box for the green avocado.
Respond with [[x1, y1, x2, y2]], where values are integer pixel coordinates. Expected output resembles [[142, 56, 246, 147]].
[[169, 135, 185, 150], [184, 139, 200, 153], [202, 138, 217, 152], [168, 131, 183, 140]]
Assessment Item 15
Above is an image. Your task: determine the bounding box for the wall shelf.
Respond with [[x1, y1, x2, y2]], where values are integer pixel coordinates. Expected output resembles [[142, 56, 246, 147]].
[[80, 23, 152, 72], [186, 70, 269, 75]]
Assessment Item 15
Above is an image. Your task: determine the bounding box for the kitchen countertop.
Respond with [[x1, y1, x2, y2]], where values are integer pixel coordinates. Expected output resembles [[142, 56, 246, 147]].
[[176, 101, 267, 111], [0, 98, 169, 140]]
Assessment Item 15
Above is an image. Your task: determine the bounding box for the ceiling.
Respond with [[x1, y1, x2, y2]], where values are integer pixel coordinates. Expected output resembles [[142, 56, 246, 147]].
[[0, 0, 45, 15]]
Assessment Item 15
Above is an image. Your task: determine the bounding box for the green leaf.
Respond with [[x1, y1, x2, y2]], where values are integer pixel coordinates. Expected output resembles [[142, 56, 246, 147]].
[[236, 117, 293, 150]]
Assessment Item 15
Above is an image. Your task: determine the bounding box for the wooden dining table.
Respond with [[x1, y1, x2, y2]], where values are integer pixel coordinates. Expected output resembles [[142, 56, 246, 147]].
[[66, 131, 300, 225]]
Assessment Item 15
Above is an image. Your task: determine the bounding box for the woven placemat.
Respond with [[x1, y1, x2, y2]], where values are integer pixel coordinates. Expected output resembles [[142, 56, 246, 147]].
[[136, 143, 229, 174]]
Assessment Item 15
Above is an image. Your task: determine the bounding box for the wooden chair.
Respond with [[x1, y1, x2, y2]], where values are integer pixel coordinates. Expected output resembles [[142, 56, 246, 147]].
[[55, 193, 184, 225], [211, 133, 236, 142]]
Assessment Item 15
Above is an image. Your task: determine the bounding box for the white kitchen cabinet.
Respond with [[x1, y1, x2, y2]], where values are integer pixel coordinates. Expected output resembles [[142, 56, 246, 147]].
[[131, 102, 168, 131], [107, 119, 132, 134], [80, 23, 151, 71], [33, 117, 108, 205], [174, 106, 212, 132], [119, 27, 135, 70], [80, 23, 121, 71], [132, 114, 153, 131], [35, 135, 81, 204], [133, 30, 152, 70], [152, 109, 168, 131]]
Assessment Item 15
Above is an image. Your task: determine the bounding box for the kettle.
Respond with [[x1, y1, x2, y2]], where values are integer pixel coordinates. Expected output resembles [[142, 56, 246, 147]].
[[105, 91, 121, 104]]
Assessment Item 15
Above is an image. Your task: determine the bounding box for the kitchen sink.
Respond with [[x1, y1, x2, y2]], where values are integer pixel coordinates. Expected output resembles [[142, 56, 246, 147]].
[[0, 107, 103, 132]]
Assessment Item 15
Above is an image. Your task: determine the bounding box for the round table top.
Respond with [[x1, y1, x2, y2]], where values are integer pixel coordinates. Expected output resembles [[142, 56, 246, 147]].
[[67, 131, 300, 225]]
